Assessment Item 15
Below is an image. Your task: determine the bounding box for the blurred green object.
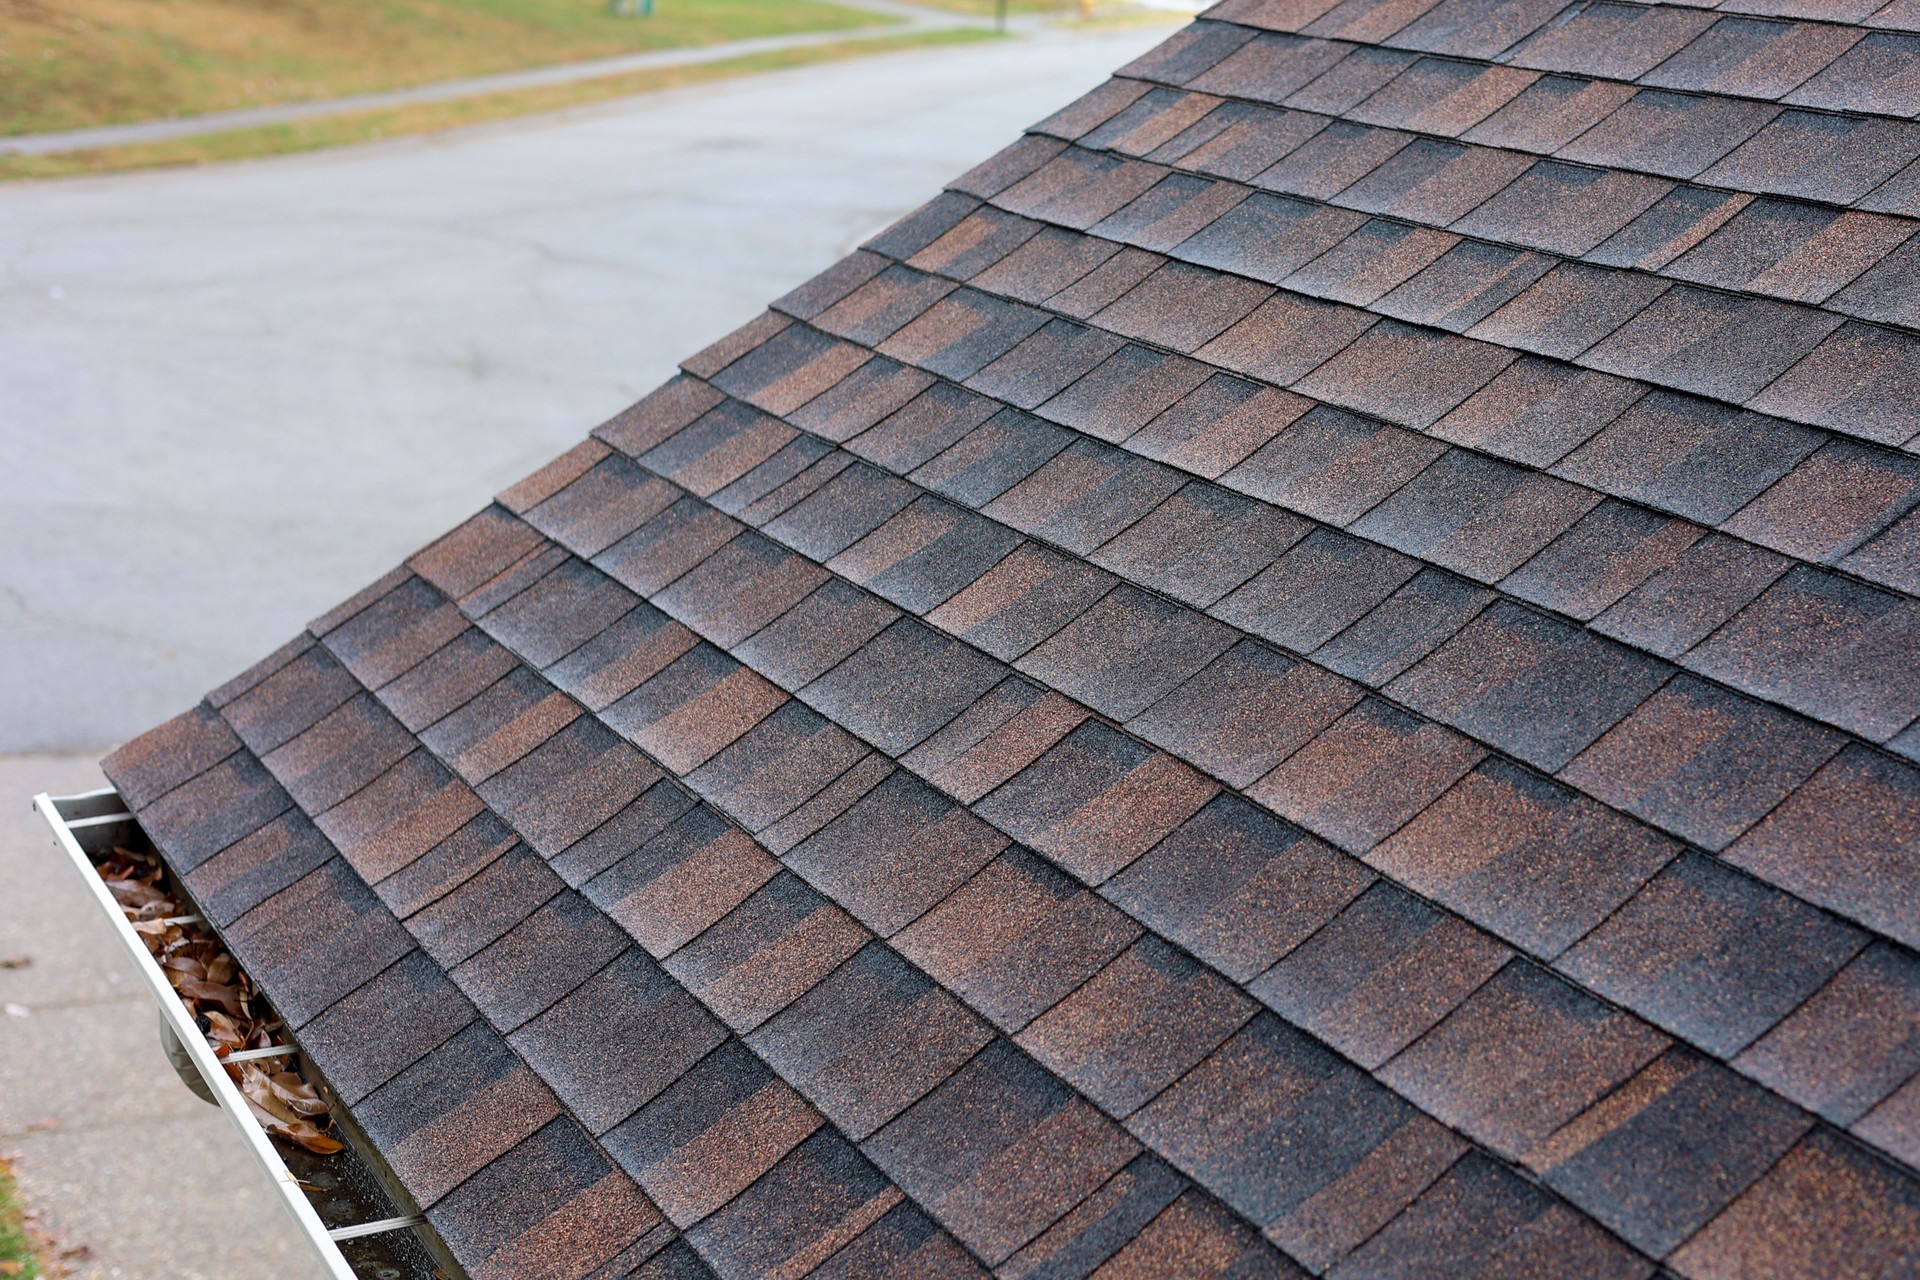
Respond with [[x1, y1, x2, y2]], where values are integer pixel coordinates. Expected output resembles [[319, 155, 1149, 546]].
[[609, 0, 657, 15]]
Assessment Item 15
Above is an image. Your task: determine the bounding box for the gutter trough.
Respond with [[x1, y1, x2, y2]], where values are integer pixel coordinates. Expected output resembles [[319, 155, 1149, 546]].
[[32, 787, 453, 1280]]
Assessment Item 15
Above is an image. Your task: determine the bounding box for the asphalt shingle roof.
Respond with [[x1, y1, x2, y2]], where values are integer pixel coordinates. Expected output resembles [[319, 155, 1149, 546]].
[[104, 3, 1920, 1275]]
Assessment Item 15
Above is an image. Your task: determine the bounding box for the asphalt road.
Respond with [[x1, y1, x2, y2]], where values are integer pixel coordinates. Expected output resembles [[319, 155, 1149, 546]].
[[0, 19, 1176, 756]]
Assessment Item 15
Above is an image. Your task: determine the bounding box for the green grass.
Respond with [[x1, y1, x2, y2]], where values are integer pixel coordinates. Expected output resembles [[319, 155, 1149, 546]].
[[0, 27, 998, 179], [0, 1155, 44, 1280], [0, 0, 892, 135]]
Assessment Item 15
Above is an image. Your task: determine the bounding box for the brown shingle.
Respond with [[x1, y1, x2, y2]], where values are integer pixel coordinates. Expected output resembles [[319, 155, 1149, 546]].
[[182, 808, 338, 927], [1331, 138, 1535, 225], [1687, 566, 1920, 742], [1129, 1015, 1463, 1271], [749, 942, 992, 1138], [1129, 378, 1313, 479], [1094, 262, 1276, 353], [1347, 58, 1537, 135], [1281, 219, 1460, 306], [1463, 76, 1640, 154], [1387, 602, 1673, 773], [1668, 1129, 1920, 1280], [1173, 103, 1331, 180], [900, 679, 1089, 804], [1017, 937, 1256, 1117], [1195, 292, 1378, 387], [1212, 529, 1421, 653], [894, 847, 1141, 1031], [925, 540, 1117, 661], [1330, 1152, 1649, 1280], [976, 720, 1219, 885], [1749, 320, 1920, 448], [1560, 852, 1866, 1058], [1381, 961, 1668, 1159], [1296, 321, 1517, 430], [1561, 674, 1842, 852], [1736, 942, 1920, 1126], [1131, 640, 1362, 788], [1348, 449, 1598, 582], [1220, 406, 1443, 526], [1370, 241, 1555, 332], [221, 643, 362, 757], [1499, 499, 1702, 621], [1250, 880, 1510, 1069], [683, 1130, 910, 1280], [1310, 567, 1492, 686], [313, 749, 482, 885], [1250, 695, 1484, 854], [507, 947, 724, 1133], [1701, 110, 1920, 204], [1508, 2, 1717, 79], [1663, 200, 1911, 305], [660, 872, 867, 1034], [863, 1040, 1140, 1265], [828, 498, 1021, 614], [1556, 89, 1780, 180], [1177, 192, 1367, 285], [1366, 758, 1678, 958], [1533, 1047, 1810, 1258], [1188, 32, 1354, 103], [790, 356, 938, 444], [1591, 531, 1789, 659], [1725, 744, 1920, 948], [1091, 174, 1252, 253], [425, 1118, 667, 1280], [786, 769, 1009, 936], [581, 804, 777, 957], [1429, 355, 1645, 469], [1102, 795, 1372, 982], [983, 439, 1186, 555], [355, 1022, 562, 1208], [106, 702, 240, 811], [601, 1039, 822, 1228], [1554, 389, 1822, 527], [603, 644, 786, 775], [997, 1154, 1186, 1280], [323, 574, 469, 690], [1015, 584, 1237, 721], [801, 618, 1007, 754]]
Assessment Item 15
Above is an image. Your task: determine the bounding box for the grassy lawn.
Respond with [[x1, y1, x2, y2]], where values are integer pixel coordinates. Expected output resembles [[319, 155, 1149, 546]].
[[0, 0, 893, 135], [0, 1155, 44, 1280], [0, 27, 997, 179]]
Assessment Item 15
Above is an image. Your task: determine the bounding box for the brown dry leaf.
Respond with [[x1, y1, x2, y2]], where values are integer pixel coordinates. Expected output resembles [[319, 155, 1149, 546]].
[[202, 1011, 247, 1049], [0, 1258, 23, 1275], [265, 1071, 329, 1117], [0, 955, 30, 970], [177, 978, 245, 1017], [205, 954, 236, 986], [245, 1098, 344, 1155], [106, 878, 167, 910], [241, 1070, 301, 1125]]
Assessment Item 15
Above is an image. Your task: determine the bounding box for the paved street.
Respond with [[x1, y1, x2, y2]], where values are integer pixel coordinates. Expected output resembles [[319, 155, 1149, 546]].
[[0, 20, 1174, 1276], [0, 19, 1174, 756]]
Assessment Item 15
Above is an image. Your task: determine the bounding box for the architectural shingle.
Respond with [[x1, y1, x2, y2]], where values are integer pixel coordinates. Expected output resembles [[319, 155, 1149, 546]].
[[98, 7, 1920, 1274]]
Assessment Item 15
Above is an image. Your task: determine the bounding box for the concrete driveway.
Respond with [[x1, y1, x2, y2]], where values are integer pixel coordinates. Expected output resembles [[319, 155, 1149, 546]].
[[0, 20, 1174, 756], [0, 21, 1174, 1278]]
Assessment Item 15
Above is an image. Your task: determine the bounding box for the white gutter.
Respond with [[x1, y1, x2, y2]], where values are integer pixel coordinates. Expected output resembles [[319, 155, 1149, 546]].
[[33, 787, 387, 1280]]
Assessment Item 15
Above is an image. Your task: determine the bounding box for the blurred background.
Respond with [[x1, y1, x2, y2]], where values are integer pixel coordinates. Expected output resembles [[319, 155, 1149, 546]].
[[0, 1, 1187, 1274]]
